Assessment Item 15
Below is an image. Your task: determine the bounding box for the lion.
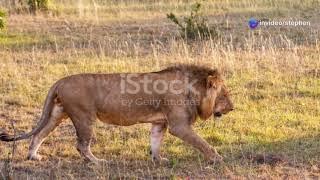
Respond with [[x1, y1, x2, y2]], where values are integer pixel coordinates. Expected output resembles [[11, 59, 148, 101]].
[[0, 64, 234, 164]]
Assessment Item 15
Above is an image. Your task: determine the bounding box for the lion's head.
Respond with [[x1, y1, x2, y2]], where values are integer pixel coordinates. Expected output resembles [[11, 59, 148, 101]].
[[160, 64, 234, 120], [199, 73, 234, 120], [213, 84, 234, 118]]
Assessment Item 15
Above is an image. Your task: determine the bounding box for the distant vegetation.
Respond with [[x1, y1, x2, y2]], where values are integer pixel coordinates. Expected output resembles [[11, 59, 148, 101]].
[[28, 0, 50, 14], [167, 3, 218, 40], [2, 0, 50, 14], [0, 9, 6, 30]]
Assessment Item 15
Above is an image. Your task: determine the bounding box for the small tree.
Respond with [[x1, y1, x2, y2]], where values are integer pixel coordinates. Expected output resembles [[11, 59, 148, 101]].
[[28, 0, 50, 14], [0, 9, 6, 30], [167, 3, 218, 40]]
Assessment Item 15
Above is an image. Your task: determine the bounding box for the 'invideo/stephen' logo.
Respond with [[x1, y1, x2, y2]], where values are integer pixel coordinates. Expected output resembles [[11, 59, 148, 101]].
[[248, 18, 259, 29], [248, 18, 311, 29]]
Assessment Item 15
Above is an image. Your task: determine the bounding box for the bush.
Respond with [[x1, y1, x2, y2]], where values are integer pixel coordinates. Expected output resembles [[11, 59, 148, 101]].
[[0, 9, 6, 30], [167, 3, 218, 40], [28, 0, 50, 14]]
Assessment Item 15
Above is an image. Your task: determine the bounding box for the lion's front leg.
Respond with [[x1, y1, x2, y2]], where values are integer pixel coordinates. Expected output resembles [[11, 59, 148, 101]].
[[150, 123, 167, 163], [168, 119, 223, 164]]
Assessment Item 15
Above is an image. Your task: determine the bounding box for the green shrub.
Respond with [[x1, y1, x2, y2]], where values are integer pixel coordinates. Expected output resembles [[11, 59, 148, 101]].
[[0, 9, 6, 30], [167, 3, 218, 40]]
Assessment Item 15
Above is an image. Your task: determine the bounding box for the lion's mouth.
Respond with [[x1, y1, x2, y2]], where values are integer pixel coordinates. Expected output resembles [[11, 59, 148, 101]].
[[214, 112, 222, 118]]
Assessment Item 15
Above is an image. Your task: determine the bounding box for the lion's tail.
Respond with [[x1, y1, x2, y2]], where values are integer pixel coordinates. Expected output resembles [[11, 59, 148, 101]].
[[0, 82, 59, 142]]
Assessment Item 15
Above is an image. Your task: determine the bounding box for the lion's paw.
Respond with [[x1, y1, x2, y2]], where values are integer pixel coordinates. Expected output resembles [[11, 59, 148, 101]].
[[27, 154, 43, 161], [87, 158, 108, 166], [152, 156, 169, 165], [207, 154, 224, 165]]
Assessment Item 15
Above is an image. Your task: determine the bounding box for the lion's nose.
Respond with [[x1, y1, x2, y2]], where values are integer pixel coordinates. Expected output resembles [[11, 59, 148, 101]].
[[230, 108, 234, 111]]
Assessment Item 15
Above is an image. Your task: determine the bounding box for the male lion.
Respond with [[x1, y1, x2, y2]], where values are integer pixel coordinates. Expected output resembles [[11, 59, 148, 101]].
[[0, 64, 233, 164]]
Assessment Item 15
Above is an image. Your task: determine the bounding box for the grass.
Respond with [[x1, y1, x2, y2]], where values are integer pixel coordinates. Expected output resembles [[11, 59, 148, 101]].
[[0, 0, 319, 179]]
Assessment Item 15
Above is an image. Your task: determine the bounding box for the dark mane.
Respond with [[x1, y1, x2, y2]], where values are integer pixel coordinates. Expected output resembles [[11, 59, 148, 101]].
[[156, 64, 221, 88], [158, 64, 220, 79]]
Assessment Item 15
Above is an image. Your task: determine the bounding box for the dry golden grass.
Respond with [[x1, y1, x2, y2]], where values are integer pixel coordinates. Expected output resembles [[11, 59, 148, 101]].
[[0, 0, 319, 179]]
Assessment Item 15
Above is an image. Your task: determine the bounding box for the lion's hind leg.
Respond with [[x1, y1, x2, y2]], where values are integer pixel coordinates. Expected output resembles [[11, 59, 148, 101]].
[[28, 104, 66, 160], [68, 111, 104, 164]]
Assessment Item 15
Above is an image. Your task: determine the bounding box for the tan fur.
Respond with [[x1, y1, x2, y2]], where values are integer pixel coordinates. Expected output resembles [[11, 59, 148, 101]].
[[0, 65, 234, 164]]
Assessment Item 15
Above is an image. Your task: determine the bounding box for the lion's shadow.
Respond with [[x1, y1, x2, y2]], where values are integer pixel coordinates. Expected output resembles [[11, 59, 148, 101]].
[[203, 133, 320, 166]]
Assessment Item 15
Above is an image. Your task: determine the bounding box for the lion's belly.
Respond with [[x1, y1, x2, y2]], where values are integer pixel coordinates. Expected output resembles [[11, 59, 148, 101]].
[[97, 111, 166, 126]]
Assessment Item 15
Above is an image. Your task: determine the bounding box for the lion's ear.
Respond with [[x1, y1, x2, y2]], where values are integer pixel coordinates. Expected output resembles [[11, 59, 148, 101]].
[[206, 75, 218, 89]]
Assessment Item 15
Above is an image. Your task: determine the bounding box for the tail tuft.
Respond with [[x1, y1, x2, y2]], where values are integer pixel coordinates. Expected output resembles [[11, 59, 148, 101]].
[[0, 131, 14, 142], [0, 82, 59, 143]]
